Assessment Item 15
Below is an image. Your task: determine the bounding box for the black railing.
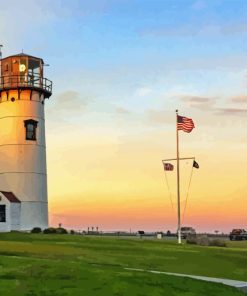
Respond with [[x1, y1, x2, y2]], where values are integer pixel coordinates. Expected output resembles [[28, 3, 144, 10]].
[[0, 74, 52, 94]]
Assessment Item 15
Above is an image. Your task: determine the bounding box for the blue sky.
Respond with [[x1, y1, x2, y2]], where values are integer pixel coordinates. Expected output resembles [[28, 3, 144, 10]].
[[1, 0, 247, 231], [2, 0, 247, 105]]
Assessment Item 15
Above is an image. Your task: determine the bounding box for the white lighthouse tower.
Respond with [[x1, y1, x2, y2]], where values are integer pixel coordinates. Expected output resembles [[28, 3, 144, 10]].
[[0, 52, 52, 231]]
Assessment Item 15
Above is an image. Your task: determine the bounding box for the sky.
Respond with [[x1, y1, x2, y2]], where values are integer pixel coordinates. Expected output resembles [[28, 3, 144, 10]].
[[1, 0, 247, 232]]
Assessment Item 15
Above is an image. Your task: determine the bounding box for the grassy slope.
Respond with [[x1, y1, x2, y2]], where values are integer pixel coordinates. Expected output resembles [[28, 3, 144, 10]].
[[0, 233, 246, 296]]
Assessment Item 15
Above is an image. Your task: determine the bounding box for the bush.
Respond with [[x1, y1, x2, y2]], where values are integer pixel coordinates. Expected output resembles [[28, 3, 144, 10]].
[[196, 235, 210, 246], [186, 235, 227, 247], [31, 227, 42, 233], [43, 227, 57, 234], [186, 234, 197, 244], [209, 239, 226, 247], [56, 227, 68, 234], [70, 230, 75, 234], [43, 227, 68, 234]]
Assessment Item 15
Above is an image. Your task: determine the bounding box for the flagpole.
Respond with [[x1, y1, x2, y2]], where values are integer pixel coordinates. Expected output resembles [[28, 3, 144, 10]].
[[176, 110, 182, 244]]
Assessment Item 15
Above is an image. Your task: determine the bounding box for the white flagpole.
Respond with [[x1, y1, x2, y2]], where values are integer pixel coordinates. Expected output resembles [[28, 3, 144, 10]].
[[176, 110, 182, 244]]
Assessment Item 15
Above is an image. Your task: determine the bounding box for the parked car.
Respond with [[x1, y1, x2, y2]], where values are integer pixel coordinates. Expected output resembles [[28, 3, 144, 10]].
[[179, 227, 196, 239], [229, 229, 247, 241]]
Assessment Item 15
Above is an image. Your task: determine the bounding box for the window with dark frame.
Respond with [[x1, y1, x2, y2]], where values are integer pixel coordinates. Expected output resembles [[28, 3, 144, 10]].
[[0, 205, 6, 222], [24, 119, 38, 141]]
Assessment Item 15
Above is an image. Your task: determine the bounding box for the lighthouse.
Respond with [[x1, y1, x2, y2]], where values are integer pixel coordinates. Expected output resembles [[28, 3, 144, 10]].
[[0, 52, 52, 232]]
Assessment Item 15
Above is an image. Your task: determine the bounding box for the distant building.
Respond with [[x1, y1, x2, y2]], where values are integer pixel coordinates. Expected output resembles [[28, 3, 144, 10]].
[[0, 52, 52, 231]]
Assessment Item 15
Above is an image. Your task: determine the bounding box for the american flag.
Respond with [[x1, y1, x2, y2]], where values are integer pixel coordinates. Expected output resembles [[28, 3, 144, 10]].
[[177, 115, 195, 133], [163, 163, 174, 171]]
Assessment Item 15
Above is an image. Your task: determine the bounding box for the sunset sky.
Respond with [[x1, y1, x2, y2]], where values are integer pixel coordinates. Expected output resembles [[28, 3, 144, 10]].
[[1, 0, 247, 232]]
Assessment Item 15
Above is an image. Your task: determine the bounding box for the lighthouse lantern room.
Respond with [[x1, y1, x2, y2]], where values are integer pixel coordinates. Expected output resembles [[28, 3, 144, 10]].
[[0, 52, 52, 231]]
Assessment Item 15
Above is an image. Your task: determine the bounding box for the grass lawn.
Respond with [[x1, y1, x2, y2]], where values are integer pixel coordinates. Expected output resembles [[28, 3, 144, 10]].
[[0, 233, 246, 295]]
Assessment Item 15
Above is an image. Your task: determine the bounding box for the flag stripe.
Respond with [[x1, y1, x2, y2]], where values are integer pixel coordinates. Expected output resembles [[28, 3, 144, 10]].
[[177, 115, 195, 133]]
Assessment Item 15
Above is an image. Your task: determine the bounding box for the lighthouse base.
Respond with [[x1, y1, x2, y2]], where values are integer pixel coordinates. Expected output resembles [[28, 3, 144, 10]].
[[0, 191, 48, 232], [20, 201, 48, 231]]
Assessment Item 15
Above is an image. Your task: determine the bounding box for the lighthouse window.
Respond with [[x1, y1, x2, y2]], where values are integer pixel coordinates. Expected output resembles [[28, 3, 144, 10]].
[[4, 63, 9, 72], [29, 59, 40, 75], [0, 205, 6, 222], [24, 119, 38, 141]]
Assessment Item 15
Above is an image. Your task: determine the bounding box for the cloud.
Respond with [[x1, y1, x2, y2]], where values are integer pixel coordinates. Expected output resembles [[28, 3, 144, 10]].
[[177, 94, 247, 117], [231, 95, 247, 104], [54, 90, 90, 110], [216, 108, 247, 116], [47, 91, 93, 119], [175, 94, 247, 117], [177, 95, 216, 111], [115, 107, 131, 114], [180, 95, 211, 103]]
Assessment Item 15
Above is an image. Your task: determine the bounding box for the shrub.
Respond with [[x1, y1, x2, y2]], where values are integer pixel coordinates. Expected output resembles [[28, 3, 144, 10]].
[[186, 235, 227, 247], [43, 227, 68, 234], [56, 227, 68, 234], [70, 230, 75, 234], [186, 234, 197, 244], [186, 235, 209, 246], [31, 227, 42, 233], [43, 227, 57, 234], [196, 235, 210, 246], [209, 239, 226, 247]]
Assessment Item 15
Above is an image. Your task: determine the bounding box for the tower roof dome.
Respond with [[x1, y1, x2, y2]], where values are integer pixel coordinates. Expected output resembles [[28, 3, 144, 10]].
[[2, 52, 44, 64]]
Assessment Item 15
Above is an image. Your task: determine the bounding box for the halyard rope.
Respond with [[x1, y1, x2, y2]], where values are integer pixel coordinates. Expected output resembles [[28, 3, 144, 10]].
[[182, 165, 194, 224]]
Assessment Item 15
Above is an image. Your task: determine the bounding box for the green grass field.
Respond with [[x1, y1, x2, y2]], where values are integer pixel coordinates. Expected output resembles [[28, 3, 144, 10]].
[[0, 233, 246, 295]]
